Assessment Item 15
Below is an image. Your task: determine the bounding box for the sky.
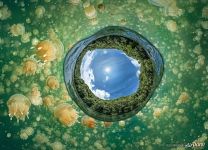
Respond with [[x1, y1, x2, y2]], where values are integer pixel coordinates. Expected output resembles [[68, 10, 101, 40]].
[[80, 49, 141, 100]]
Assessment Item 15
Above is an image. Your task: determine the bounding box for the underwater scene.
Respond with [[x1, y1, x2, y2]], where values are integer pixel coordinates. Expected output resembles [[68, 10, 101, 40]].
[[0, 0, 208, 149]]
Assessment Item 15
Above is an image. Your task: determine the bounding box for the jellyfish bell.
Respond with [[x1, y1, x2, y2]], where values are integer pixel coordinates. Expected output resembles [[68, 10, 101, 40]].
[[36, 40, 57, 62], [7, 94, 31, 121], [54, 103, 78, 126], [22, 59, 38, 76], [52, 39, 64, 61], [10, 23, 25, 36], [81, 116, 96, 128], [36, 39, 64, 62], [103, 122, 112, 127], [46, 76, 60, 90], [84, 5, 97, 19], [43, 95, 54, 107], [28, 84, 43, 106]]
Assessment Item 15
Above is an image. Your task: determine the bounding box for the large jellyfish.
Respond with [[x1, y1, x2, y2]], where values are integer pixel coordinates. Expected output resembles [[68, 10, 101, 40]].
[[7, 94, 31, 121]]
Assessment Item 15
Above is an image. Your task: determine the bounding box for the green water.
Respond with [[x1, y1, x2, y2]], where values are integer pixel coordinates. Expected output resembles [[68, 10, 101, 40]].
[[0, 0, 208, 149]]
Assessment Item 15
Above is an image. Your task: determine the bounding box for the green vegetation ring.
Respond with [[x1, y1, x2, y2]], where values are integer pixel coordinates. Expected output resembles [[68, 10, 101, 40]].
[[64, 26, 164, 121]]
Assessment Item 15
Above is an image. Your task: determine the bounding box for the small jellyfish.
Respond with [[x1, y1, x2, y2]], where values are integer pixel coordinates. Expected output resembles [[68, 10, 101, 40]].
[[54, 103, 78, 126], [84, 5, 97, 19], [10, 23, 25, 36], [35, 6, 45, 18], [0, 5, 11, 20], [153, 108, 162, 118], [50, 141, 65, 150], [7, 94, 31, 121], [36, 40, 57, 62], [81, 116, 96, 128], [118, 121, 125, 127], [28, 84, 43, 106], [21, 32, 31, 43], [103, 122, 112, 127], [47, 29, 64, 61], [46, 76, 59, 90], [22, 59, 38, 76], [202, 6, 208, 18], [43, 95, 54, 107], [176, 92, 189, 105], [166, 20, 177, 32]]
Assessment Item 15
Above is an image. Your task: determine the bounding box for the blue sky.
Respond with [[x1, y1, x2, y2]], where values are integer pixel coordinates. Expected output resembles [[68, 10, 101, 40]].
[[80, 49, 141, 100]]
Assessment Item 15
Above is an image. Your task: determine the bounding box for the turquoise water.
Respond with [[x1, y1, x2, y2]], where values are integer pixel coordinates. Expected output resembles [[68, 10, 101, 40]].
[[0, 0, 208, 149]]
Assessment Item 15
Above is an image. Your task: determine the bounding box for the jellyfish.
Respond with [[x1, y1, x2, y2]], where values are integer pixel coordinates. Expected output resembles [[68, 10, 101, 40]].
[[153, 108, 162, 118], [35, 6, 45, 18], [20, 127, 34, 140], [7, 94, 31, 121], [54, 103, 78, 126], [148, 0, 182, 17], [176, 92, 189, 105], [103, 122, 112, 127], [50, 141, 65, 150], [47, 29, 64, 61], [43, 95, 54, 107], [202, 6, 208, 19], [10, 23, 25, 36], [0, 5, 11, 20], [22, 59, 38, 76], [36, 40, 57, 62], [166, 20, 177, 32], [81, 116, 96, 128], [46, 76, 60, 90], [84, 5, 97, 19], [28, 84, 43, 106], [118, 121, 125, 127]]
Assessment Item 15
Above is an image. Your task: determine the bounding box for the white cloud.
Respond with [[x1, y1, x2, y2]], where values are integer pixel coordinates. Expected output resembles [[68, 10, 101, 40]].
[[80, 51, 95, 89], [130, 59, 141, 68], [80, 50, 111, 100], [121, 52, 141, 77], [94, 89, 110, 100]]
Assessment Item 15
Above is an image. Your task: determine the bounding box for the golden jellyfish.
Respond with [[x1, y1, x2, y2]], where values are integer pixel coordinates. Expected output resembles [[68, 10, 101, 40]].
[[84, 5, 97, 19], [46, 76, 59, 90], [47, 29, 64, 61], [43, 95, 54, 107], [28, 85, 42, 106], [7, 94, 31, 121], [35, 5, 45, 18], [36, 40, 57, 62], [153, 108, 162, 118], [54, 103, 78, 126], [22, 59, 38, 76], [166, 20, 177, 32], [176, 92, 189, 105], [103, 122, 112, 127], [81, 116, 96, 128], [10, 23, 25, 36]]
